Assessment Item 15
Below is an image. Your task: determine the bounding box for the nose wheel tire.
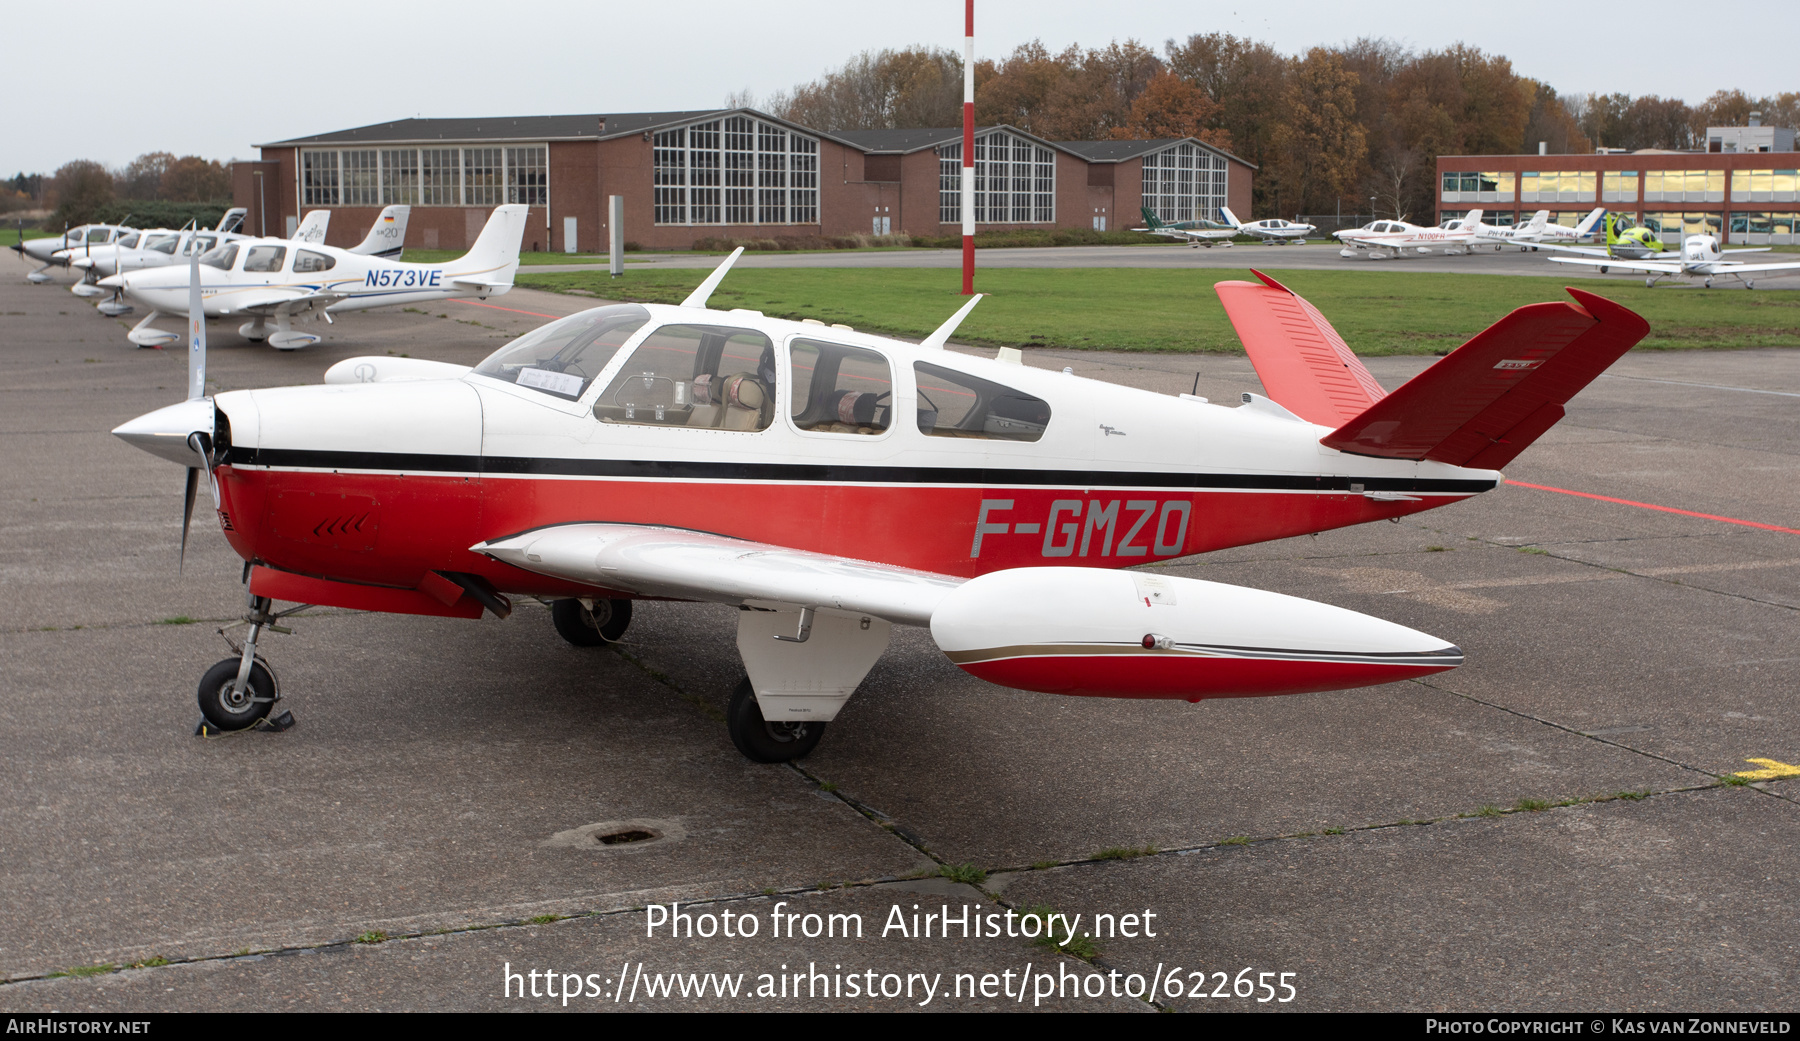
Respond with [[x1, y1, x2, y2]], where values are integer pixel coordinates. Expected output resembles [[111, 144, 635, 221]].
[[551, 597, 632, 646], [727, 677, 825, 763], [197, 657, 277, 731]]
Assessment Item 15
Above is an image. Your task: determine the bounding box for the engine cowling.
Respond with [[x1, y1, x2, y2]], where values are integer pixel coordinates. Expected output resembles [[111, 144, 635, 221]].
[[929, 567, 1462, 701]]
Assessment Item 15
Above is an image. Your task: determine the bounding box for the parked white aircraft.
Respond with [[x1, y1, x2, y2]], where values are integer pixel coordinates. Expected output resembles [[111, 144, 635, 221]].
[[1134, 207, 1236, 247], [81, 208, 409, 316], [1222, 207, 1317, 244], [1335, 209, 1484, 258], [13, 223, 135, 283], [1550, 233, 1800, 288], [102, 205, 525, 349]]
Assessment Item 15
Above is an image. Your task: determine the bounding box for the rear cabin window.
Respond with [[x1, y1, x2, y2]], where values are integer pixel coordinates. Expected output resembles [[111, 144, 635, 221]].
[[789, 339, 892, 435], [242, 245, 286, 272], [913, 361, 1052, 442], [292, 250, 335, 273], [472, 303, 650, 401], [596, 324, 776, 431]]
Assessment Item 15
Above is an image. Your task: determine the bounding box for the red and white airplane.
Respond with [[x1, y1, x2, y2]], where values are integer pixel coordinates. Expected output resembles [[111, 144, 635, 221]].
[[113, 249, 1649, 761], [1336, 210, 1485, 258]]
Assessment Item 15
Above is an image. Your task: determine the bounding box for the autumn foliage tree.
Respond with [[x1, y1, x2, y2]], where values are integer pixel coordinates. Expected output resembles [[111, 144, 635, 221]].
[[1108, 72, 1231, 150]]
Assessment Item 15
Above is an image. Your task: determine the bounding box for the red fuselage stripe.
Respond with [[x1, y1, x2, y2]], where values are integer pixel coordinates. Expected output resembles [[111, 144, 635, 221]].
[[1505, 480, 1800, 535]]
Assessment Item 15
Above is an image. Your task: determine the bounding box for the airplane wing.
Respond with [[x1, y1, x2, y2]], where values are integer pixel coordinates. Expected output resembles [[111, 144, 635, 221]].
[[1549, 256, 1685, 274], [1321, 288, 1650, 469], [1215, 269, 1387, 426], [236, 290, 351, 316], [473, 523, 964, 627], [1713, 257, 1800, 273], [1526, 241, 1613, 258]]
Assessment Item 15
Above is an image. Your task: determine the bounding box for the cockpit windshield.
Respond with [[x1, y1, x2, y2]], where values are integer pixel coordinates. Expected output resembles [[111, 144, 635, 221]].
[[198, 244, 239, 270], [472, 304, 652, 400]]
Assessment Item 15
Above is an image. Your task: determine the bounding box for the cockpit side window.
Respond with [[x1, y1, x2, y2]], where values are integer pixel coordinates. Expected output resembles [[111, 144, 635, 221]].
[[86, 228, 113, 243], [198, 243, 239, 270], [789, 339, 892, 436], [913, 362, 1051, 442], [292, 249, 335, 273], [242, 245, 287, 272], [472, 303, 650, 401], [596, 324, 776, 431], [117, 233, 140, 248], [145, 234, 178, 254]]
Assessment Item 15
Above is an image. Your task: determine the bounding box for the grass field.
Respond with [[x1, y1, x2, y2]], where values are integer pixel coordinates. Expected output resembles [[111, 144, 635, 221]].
[[515, 266, 1800, 354]]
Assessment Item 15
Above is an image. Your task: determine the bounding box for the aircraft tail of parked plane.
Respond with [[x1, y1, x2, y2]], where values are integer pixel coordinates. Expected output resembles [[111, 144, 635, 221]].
[[348, 205, 410, 259], [443, 204, 529, 289], [1216, 269, 1648, 468], [1573, 207, 1605, 237], [1219, 206, 1243, 229], [292, 211, 330, 244]]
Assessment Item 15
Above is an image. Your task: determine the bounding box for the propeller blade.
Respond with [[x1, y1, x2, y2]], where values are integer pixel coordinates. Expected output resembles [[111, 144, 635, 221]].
[[180, 465, 199, 571], [187, 242, 206, 400]]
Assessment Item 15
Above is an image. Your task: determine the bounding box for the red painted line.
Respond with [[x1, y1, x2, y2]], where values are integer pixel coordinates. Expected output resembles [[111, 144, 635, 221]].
[[1506, 480, 1800, 535], [449, 298, 561, 320]]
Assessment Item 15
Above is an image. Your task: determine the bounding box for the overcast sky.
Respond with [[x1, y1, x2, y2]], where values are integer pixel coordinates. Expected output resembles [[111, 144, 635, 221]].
[[6, 0, 1796, 173]]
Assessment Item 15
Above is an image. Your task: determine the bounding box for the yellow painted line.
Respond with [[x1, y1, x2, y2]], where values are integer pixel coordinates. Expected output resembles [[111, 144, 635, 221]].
[[1733, 758, 1800, 781]]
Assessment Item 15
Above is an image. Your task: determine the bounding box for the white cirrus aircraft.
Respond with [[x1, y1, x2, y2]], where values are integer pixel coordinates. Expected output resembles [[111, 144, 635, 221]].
[[84, 208, 409, 317], [1221, 207, 1317, 244], [1550, 231, 1800, 288], [111, 247, 1651, 761], [101, 205, 522, 349], [13, 222, 136, 283], [1468, 208, 1605, 251], [1335, 209, 1485, 259]]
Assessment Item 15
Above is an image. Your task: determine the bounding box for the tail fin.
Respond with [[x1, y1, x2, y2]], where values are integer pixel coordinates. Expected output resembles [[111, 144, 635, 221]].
[[1320, 289, 1649, 470], [216, 207, 247, 234], [1574, 207, 1605, 237], [349, 204, 410, 259], [446, 204, 529, 288], [1140, 207, 1163, 230], [1219, 206, 1243, 229], [1525, 209, 1550, 232], [1462, 208, 1483, 229], [1604, 213, 1620, 245], [292, 210, 330, 244], [1216, 270, 1387, 427]]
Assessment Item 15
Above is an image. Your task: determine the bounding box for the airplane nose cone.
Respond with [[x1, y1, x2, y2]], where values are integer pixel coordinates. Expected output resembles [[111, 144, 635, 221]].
[[97, 273, 124, 289], [112, 398, 215, 467]]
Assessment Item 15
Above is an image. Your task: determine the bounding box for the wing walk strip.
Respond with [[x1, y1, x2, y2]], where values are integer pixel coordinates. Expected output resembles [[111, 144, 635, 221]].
[[945, 643, 1465, 666]]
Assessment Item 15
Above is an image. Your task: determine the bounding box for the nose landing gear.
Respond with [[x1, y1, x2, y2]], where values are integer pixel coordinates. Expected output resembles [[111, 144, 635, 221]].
[[550, 597, 633, 646], [196, 593, 306, 734]]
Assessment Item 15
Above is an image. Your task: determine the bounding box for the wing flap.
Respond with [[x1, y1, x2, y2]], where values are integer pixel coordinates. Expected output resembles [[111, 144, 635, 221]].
[[1321, 288, 1650, 468], [473, 523, 963, 627], [1216, 270, 1387, 427]]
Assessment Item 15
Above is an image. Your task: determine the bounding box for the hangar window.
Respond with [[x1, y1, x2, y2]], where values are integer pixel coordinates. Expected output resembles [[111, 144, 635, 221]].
[[913, 362, 1050, 442], [381, 149, 419, 205], [654, 117, 819, 226], [301, 150, 339, 206], [1602, 170, 1639, 201], [342, 150, 379, 206], [937, 131, 1055, 225], [463, 148, 503, 206], [788, 340, 892, 436], [474, 304, 652, 402], [1518, 170, 1596, 201], [506, 147, 547, 206], [1729, 169, 1799, 198], [1727, 211, 1800, 243], [1143, 143, 1229, 223], [597, 324, 777, 431], [421, 149, 460, 206]]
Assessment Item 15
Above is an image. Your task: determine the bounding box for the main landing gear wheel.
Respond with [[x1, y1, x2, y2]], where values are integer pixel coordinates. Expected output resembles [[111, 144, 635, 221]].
[[551, 598, 632, 646], [197, 657, 277, 730], [1599, 265, 1609, 273], [727, 676, 824, 763]]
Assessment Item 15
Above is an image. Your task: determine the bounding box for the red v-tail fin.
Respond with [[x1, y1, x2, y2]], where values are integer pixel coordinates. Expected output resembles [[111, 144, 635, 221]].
[[1321, 288, 1649, 469], [1215, 270, 1387, 426]]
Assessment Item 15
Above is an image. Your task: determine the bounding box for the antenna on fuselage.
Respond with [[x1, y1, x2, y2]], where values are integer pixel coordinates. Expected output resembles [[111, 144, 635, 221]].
[[679, 246, 746, 309], [920, 293, 984, 350]]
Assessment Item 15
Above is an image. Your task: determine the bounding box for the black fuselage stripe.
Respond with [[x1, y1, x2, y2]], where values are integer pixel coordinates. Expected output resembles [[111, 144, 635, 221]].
[[224, 448, 1493, 494]]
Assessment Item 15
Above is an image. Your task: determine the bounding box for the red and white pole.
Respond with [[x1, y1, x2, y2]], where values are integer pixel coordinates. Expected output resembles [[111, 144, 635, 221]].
[[961, 0, 975, 295]]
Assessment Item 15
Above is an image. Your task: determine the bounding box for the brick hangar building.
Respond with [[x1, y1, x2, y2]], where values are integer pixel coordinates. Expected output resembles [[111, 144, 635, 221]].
[[233, 109, 1255, 253]]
